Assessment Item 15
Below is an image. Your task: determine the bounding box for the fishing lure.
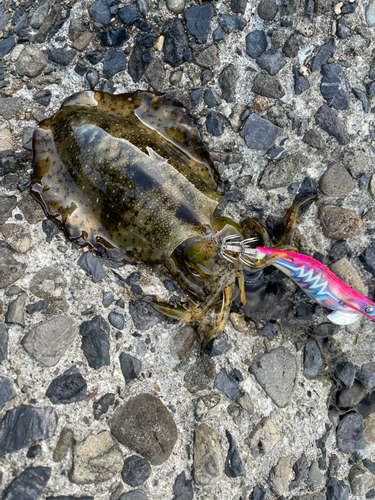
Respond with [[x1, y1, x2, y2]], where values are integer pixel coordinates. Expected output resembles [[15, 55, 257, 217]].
[[222, 237, 375, 326]]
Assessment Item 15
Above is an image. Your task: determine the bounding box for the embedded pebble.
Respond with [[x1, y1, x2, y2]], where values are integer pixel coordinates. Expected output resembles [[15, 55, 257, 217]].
[[71, 431, 123, 484], [247, 417, 280, 454], [269, 456, 291, 496], [185, 4, 214, 44], [320, 163, 355, 196], [0, 376, 16, 411], [80, 315, 110, 369], [246, 30, 268, 59], [320, 63, 350, 110], [53, 427, 75, 462], [250, 347, 297, 407], [240, 113, 282, 150], [256, 50, 286, 75], [172, 471, 194, 500], [319, 205, 364, 239], [77, 252, 106, 283], [311, 39, 335, 72], [3, 466, 51, 500], [349, 463, 375, 496], [93, 393, 116, 420], [5, 292, 27, 327], [315, 105, 350, 144], [214, 368, 241, 400], [0, 405, 58, 455], [0, 321, 8, 361], [45, 366, 87, 404], [258, 0, 278, 20], [121, 455, 151, 487], [22, 315, 77, 367], [119, 352, 142, 383], [184, 357, 216, 393], [108, 311, 125, 330], [252, 72, 285, 99], [129, 297, 160, 330], [225, 430, 245, 478], [193, 423, 224, 485], [110, 393, 178, 465]]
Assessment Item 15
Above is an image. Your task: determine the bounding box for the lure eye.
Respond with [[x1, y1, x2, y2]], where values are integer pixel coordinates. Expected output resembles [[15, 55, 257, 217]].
[[365, 306, 374, 314]]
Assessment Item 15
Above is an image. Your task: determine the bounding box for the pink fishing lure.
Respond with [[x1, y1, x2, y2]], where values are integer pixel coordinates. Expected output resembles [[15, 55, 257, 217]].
[[253, 247, 375, 325]]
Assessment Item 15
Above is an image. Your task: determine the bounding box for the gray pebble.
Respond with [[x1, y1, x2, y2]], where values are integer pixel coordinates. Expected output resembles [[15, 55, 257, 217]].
[[258, 0, 278, 21], [108, 311, 125, 330], [121, 455, 151, 487], [119, 352, 142, 384], [256, 49, 286, 75]]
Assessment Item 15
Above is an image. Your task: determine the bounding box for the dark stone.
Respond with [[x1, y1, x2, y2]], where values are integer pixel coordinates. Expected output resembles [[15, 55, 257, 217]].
[[335, 361, 356, 388], [360, 244, 375, 276], [204, 335, 231, 356], [121, 455, 151, 486], [283, 34, 299, 58], [119, 352, 142, 384], [80, 315, 110, 369], [214, 368, 241, 400], [172, 471, 194, 500], [303, 340, 325, 379], [337, 412, 364, 454], [213, 26, 224, 41], [328, 454, 340, 477], [246, 30, 267, 59], [240, 114, 282, 150], [46, 366, 87, 404], [256, 50, 286, 75], [258, 0, 278, 20], [0, 195, 17, 225], [33, 88, 52, 107], [313, 322, 340, 336], [118, 6, 139, 25], [250, 347, 297, 407], [128, 43, 147, 83], [194, 44, 220, 69], [26, 444, 42, 459], [48, 48, 76, 66], [311, 38, 335, 72], [326, 478, 349, 500], [231, 0, 247, 14], [204, 88, 222, 107], [100, 28, 129, 47], [225, 430, 245, 477], [129, 296, 160, 330], [3, 466, 51, 500], [163, 279, 177, 292], [315, 104, 350, 145], [0, 376, 16, 411], [126, 271, 141, 285], [137, 19, 153, 32], [108, 311, 125, 330], [75, 56, 89, 75], [93, 392, 115, 420], [102, 291, 114, 307], [87, 50, 104, 64], [293, 65, 310, 95], [358, 363, 375, 391], [163, 18, 189, 68], [34, 4, 61, 44], [0, 405, 57, 455], [296, 302, 314, 320], [185, 4, 214, 44], [206, 112, 223, 136], [77, 252, 106, 283], [110, 393, 178, 465], [0, 37, 15, 57], [41, 219, 59, 243], [339, 380, 366, 408], [184, 357, 216, 393], [219, 64, 239, 102], [219, 14, 246, 33], [136, 33, 157, 48], [131, 284, 143, 295], [46, 497, 94, 500], [342, 2, 357, 14], [258, 321, 278, 340], [352, 88, 370, 113], [0, 322, 8, 361], [328, 240, 349, 264], [303, 128, 326, 149], [18, 178, 31, 191], [320, 63, 350, 110], [103, 48, 126, 79], [249, 485, 265, 500], [5, 292, 27, 327], [289, 453, 309, 490], [337, 18, 349, 39], [89, 0, 111, 26]]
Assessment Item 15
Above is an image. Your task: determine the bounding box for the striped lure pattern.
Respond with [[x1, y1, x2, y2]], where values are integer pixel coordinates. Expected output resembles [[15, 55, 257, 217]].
[[254, 247, 375, 325]]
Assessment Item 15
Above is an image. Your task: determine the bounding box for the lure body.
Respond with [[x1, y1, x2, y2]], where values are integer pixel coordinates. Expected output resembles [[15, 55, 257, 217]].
[[253, 247, 375, 325]]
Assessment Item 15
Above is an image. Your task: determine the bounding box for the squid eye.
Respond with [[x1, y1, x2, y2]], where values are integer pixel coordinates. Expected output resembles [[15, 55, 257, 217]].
[[365, 306, 374, 313]]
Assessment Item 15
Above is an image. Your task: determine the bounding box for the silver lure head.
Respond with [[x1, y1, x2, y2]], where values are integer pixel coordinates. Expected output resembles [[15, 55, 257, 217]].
[[221, 234, 258, 265]]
